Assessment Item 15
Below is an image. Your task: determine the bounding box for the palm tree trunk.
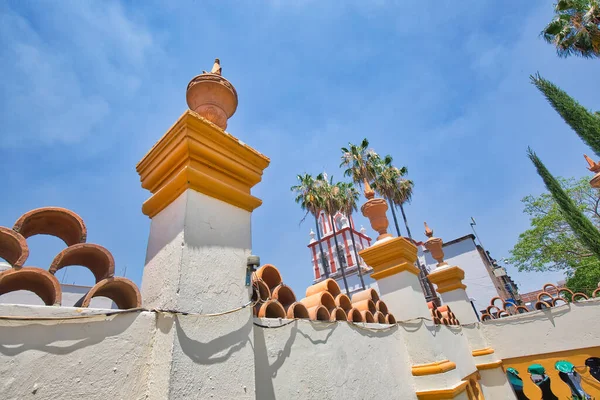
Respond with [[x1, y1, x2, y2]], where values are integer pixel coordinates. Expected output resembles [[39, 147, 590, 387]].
[[388, 196, 402, 237], [348, 215, 366, 290], [399, 203, 439, 305], [330, 215, 350, 296], [314, 214, 330, 278], [399, 203, 412, 239]]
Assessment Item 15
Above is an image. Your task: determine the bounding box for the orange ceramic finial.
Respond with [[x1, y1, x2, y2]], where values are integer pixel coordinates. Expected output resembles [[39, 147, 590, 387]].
[[423, 222, 446, 267], [584, 154, 600, 189], [363, 179, 375, 200], [584, 154, 600, 172], [424, 222, 433, 238], [187, 58, 238, 130]]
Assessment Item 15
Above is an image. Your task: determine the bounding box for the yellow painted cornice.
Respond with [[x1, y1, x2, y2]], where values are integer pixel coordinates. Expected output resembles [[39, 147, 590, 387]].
[[358, 237, 419, 280], [471, 347, 495, 357], [412, 359, 457, 376], [428, 265, 467, 293], [415, 381, 468, 399], [476, 360, 503, 370], [136, 110, 270, 217]]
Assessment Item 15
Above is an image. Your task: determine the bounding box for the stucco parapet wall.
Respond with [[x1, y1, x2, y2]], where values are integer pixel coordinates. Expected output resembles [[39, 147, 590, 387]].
[[481, 298, 600, 360], [136, 110, 270, 217], [358, 236, 420, 280]]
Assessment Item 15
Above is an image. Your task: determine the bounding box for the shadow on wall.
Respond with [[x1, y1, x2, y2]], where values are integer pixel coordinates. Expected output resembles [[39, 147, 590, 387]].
[[0, 313, 138, 356], [253, 319, 398, 400], [174, 311, 253, 365]]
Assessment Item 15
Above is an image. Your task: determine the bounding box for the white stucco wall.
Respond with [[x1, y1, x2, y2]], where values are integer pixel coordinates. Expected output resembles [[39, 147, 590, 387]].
[[1, 302, 484, 400], [420, 237, 501, 315], [481, 297, 600, 360], [254, 318, 418, 400], [0, 304, 155, 400]]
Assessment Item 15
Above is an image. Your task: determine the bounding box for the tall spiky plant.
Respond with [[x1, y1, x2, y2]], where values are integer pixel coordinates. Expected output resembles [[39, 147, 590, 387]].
[[291, 173, 330, 278], [338, 181, 366, 290], [319, 176, 351, 295], [528, 148, 600, 260], [531, 73, 600, 157]]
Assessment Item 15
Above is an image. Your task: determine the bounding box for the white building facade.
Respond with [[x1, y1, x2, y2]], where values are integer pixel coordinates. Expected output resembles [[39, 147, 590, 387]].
[[418, 234, 519, 317]]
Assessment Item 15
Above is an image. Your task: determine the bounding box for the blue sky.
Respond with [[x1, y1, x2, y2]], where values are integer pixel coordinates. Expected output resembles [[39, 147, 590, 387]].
[[1, 1, 598, 300]]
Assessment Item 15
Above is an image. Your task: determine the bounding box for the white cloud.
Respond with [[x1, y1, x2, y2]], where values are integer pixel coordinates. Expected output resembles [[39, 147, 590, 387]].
[[0, 1, 155, 147]]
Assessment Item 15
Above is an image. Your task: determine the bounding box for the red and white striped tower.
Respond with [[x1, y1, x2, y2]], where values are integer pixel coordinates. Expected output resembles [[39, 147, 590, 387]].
[[307, 211, 375, 292]]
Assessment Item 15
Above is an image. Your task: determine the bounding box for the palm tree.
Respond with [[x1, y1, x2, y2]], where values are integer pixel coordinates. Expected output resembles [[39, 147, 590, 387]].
[[320, 176, 351, 295], [340, 138, 378, 193], [394, 178, 415, 240], [371, 154, 408, 237], [291, 173, 330, 278], [542, 0, 600, 58], [338, 181, 366, 290]]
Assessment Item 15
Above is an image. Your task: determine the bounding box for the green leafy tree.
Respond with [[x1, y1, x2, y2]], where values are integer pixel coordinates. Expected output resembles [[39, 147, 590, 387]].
[[541, 0, 600, 58], [531, 74, 600, 157], [528, 149, 600, 259], [509, 174, 600, 294]]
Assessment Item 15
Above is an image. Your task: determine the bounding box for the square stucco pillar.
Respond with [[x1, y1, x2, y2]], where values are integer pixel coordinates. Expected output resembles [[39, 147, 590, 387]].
[[428, 265, 515, 399], [137, 110, 270, 399], [359, 236, 468, 398]]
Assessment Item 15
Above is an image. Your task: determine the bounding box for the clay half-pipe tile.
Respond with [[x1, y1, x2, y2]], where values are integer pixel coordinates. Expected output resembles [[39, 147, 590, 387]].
[[50, 243, 115, 283], [13, 207, 87, 246], [252, 279, 271, 304], [286, 302, 309, 319], [334, 294, 352, 313], [255, 264, 282, 291], [351, 288, 379, 304], [0, 267, 62, 306], [301, 291, 335, 311], [80, 277, 141, 309], [0, 227, 29, 267], [305, 278, 341, 298], [353, 299, 376, 314], [347, 308, 363, 322], [373, 311, 386, 324], [329, 307, 347, 322], [307, 305, 330, 321], [272, 284, 296, 308], [257, 300, 286, 318], [375, 300, 388, 315], [360, 310, 374, 323]]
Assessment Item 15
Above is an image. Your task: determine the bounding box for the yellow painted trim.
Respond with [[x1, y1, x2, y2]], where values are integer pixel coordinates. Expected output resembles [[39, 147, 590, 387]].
[[358, 237, 419, 281], [476, 360, 503, 370], [412, 360, 457, 376], [462, 370, 481, 382], [370, 262, 420, 280], [416, 381, 468, 399], [471, 347, 494, 357], [428, 265, 467, 293], [137, 110, 270, 217]]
